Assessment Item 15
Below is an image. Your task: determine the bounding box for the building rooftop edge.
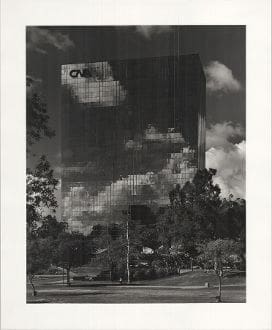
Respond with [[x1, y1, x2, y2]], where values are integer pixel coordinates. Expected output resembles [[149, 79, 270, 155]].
[[61, 54, 203, 68]]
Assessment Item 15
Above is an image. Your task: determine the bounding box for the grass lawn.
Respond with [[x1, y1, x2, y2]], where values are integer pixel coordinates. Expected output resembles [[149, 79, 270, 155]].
[[134, 269, 245, 286], [27, 270, 246, 304]]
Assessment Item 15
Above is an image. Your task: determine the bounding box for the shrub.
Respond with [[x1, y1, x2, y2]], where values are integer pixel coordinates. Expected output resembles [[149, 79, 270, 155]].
[[145, 268, 157, 280], [156, 267, 167, 278], [133, 268, 146, 280]]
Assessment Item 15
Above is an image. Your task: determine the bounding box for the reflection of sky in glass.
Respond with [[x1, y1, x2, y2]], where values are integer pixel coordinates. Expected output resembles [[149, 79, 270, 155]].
[[61, 56, 206, 232], [62, 146, 196, 219], [61, 62, 127, 105]]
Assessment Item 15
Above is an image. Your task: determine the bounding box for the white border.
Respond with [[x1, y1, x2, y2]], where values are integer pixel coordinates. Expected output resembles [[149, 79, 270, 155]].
[[1, 0, 271, 329]]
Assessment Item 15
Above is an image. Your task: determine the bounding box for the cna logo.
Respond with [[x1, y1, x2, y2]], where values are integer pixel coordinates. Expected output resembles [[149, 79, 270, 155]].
[[69, 69, 92, 78]]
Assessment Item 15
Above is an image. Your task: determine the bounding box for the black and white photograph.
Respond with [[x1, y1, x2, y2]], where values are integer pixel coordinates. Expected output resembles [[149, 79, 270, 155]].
[[1, 0, 271, 329], [26, 25, 246, 303]]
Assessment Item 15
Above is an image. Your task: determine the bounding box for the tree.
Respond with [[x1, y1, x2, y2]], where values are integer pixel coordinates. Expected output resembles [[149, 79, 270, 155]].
[[37, 215, 67, 239], [26, 151, 64, 297], [178, 168, 222, 242], [136, 223, 160, 252], [26, 158, 62, 294], [27, 155, 59, 237], [218, 197, 246, 269], [26, 77, 59, 237], [88, 223, 130, 281], [156, 169, 222, 268], [26, 78, 64, 296], [156, 168, 246, 275], [53, 232, 96, 286], [27, 78, 54, 149], [197, 239, 241, 302], [27, 237, 54, 295]]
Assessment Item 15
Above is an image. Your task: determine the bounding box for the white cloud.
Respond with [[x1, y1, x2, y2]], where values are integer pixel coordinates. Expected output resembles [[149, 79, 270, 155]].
[[206, 122, 245, 199], [124, 126, 185, 150], [61, 62, 127, 105], [135, 26, 171, 38], [206, 141, 245, 199], [27, 27, 74, 54], [144, 125, 185, 143], [204, 61, 242, 94], [62, 141, 197, 216], [206, 122, 245, 150], [125, 139, 143, 150]]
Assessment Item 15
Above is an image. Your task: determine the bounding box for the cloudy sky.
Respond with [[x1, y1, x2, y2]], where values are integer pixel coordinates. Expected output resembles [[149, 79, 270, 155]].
[[27, 26, 245, 199]]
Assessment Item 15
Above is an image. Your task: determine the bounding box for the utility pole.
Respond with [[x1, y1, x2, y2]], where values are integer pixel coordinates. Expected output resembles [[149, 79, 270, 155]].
[[126, 149, 135, 285], [126, 214, 130, 284]]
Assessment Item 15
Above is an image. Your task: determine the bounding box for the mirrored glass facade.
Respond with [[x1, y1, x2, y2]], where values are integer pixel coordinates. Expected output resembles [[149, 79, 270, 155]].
[[61, 55, 206, 234]]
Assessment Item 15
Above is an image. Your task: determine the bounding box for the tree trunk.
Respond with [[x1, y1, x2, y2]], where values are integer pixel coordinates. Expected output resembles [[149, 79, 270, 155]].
[[28, 274, 37, 296], [165, 260, 169, 274], [62, 266, 65, 285], [66, 267, 71, 287], [217, 275, 222, 302], [109, 267, 112, 282], [240, 253, 246, 270], [214, 259, 222, 302], [190, 258, 193, 271]]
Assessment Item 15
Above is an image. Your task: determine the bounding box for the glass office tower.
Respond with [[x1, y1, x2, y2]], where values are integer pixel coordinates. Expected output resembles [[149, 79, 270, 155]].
[[61, 54, 206, 233]]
